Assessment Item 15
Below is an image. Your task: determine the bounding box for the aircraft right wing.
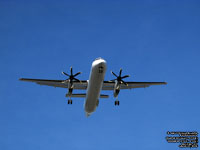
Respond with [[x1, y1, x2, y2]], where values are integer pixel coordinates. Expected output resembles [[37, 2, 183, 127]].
[[102, 81, 167, 90], [19, 78, 88, 90]]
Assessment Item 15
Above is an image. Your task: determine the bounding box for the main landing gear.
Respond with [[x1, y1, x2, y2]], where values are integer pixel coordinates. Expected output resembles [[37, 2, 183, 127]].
[[114, 100, 120, 106], [68, 99, 72, 104]]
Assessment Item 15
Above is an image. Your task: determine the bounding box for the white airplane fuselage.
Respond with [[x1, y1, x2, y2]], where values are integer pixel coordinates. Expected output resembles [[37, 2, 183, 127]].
[[84, 58, 107, 116]]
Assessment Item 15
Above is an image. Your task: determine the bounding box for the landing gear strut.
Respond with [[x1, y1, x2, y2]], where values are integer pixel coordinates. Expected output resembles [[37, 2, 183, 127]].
[[68, 99, 72, 104]]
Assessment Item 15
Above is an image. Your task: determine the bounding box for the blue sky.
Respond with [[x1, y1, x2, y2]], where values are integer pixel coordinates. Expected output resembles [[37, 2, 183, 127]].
[[0, 0, 200, 150]]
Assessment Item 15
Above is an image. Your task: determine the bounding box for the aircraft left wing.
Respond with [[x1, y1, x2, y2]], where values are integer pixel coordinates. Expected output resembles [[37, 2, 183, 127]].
[[19, 78, 88, 89], [102, 81, 167, 90]]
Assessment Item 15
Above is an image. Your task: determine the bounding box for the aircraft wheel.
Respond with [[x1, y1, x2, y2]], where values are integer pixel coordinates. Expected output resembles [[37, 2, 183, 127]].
[[117, 101, 119, 106], [68, 99, 72, 104], [115, 101, 120, 106]]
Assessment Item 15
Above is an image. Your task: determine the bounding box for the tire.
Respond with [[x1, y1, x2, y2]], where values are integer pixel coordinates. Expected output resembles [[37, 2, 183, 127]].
[[115, 101, 119, 106]]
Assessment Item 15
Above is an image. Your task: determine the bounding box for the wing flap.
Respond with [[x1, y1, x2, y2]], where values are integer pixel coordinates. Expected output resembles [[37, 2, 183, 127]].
[[66, 94, 86, 98]]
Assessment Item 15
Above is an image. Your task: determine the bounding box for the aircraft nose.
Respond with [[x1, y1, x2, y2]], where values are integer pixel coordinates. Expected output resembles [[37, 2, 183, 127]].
[[92, 58, 107, 68], [99, 59, 106, 66], [99, 61, 106, 66]]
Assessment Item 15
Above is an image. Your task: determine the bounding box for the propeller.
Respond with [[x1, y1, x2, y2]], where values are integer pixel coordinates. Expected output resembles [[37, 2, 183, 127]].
[[111, 68, 130, 86], [62, 67, 81, 83]]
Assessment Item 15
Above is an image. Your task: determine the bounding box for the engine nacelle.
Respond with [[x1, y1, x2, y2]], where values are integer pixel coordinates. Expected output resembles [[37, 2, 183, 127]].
[[68, 81, 74, 96], [114, 89, 120, 98], [113, 81, 120, 98], [68, 88, 73, 95]]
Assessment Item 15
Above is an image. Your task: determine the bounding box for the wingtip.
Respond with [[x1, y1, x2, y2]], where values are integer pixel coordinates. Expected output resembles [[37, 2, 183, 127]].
[[19, 78, 29, 81]]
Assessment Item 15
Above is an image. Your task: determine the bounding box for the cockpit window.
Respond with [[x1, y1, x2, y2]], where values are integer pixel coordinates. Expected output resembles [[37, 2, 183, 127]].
[[99, 66, 103, 73]]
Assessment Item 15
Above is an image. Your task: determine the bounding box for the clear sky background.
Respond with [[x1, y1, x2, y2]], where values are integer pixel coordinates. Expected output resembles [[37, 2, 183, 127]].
[[0, 0, 199, 150]]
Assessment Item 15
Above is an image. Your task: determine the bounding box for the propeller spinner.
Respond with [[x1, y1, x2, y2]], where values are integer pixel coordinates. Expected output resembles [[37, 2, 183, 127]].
[[111, 68, 130, 86]]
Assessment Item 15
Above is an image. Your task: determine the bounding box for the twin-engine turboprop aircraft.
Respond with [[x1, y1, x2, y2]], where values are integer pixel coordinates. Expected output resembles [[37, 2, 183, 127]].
[[20, 58, 167, 116]]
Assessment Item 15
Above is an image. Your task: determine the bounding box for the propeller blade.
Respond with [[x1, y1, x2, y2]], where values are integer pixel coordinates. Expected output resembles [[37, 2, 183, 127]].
[[111, 69, 130, 86], [121, 75, 130, 79], [62, 72, 70, 76], [111, 71, 118, 77], [70, 67, 73, 75], [121, 80, 128, 86], [119, 68, 122, 77], [73, 72, 81, 77]]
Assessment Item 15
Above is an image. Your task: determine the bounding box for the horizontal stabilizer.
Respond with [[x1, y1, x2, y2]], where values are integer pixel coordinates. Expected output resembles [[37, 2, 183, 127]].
[[66, 94, 109, 98], [100, 94, 109, 98]]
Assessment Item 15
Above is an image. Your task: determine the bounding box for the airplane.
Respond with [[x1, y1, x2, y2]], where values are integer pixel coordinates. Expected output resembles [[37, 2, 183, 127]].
[[19, 57, 167, 117]]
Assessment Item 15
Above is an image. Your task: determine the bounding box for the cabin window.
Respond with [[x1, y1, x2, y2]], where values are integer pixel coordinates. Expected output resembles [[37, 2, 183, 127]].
[[99, 66, 103, 73]]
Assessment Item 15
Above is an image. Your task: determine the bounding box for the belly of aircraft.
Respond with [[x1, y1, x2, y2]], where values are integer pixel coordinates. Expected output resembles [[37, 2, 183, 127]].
[[84, 59, 106, 116], [84, 75, 102, 113]]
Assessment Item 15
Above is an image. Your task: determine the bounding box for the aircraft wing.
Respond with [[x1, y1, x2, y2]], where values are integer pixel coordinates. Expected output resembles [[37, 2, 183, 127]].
[[19, 78, 88, 90], [19, 78, 166, 90], [102, 81, 167, 90]]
